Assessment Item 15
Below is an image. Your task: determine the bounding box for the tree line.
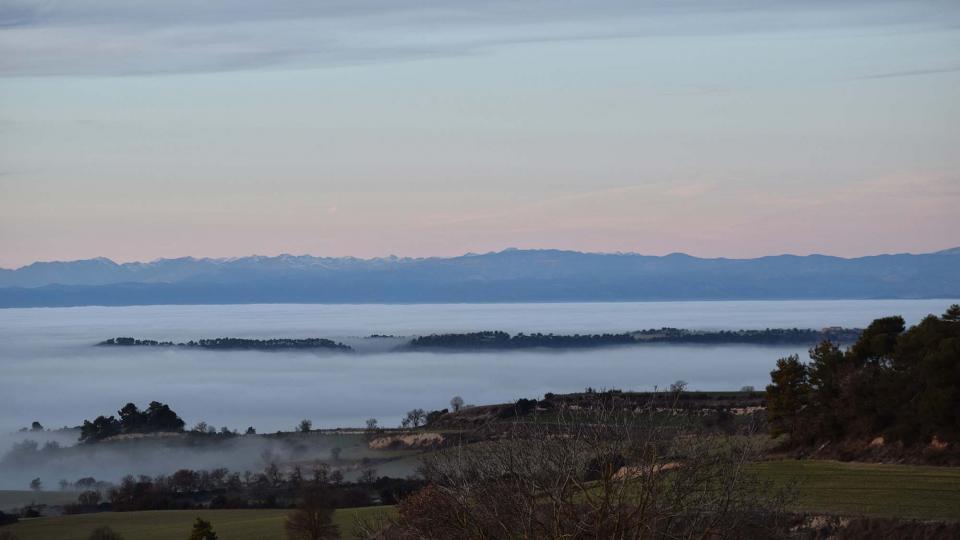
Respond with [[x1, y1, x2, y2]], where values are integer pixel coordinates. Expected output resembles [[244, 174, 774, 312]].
[[405, 327, 862, 350], [80, 402, 186, 442], [98, 337, 352, 352], [766, 305, 960, 448], [59, 463, 421, 514]]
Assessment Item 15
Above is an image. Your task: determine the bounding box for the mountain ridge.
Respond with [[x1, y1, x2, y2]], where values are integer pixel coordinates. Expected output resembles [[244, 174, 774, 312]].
[[1, 248, 957, 307]]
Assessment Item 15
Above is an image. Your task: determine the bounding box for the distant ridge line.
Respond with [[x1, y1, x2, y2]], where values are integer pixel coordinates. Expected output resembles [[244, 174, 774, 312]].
[[6, 245, 960, 271], [0, 248, 958, 307]]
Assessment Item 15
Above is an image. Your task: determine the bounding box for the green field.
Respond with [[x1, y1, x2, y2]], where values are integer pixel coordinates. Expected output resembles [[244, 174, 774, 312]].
[[0, 492, 81, 513], [753, 459, 960, 520], [4, 460, 959, 538], [2, 506, 393, 540]]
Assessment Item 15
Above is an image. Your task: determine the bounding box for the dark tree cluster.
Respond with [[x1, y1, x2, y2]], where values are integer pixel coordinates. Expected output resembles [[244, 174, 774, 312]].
[[766, 305, 960, 447], [98, 464, 421, 513], [635, 326, 862, 345], [406, 331, 636, 350], [80, 401, 185, 443], [99, 337, 352, 351], [0, 510, 17, 526], [496, 398, 539, 419], [406, 327, 862, 351]]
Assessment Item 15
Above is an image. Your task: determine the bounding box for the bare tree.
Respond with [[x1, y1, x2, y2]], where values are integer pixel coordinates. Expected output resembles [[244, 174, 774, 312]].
[[364, 418, 380, 441], [382, 394, 790, 539], [450, 396, 464, 412], [358, 467, 378, 484], [670, 379, 688, 393], [404, 409, 426, 428], [286, 490, 340, 539], [310, 461, 330, 485], [290, 465, 304, 488], [78, 490, 101, 507], [298, 419, 313, 433]]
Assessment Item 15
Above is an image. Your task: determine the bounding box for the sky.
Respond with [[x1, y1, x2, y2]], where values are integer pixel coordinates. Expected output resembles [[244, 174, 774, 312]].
[[1, 0, 959, 268]]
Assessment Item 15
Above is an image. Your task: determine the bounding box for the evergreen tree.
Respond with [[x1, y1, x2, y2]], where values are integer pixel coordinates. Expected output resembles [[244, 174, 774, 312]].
[[189, 517, 217, 540], [765, 355, 809, 439]]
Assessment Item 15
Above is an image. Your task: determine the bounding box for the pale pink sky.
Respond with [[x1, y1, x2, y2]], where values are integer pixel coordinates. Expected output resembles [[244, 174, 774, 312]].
[[1, 1, 959, 267]]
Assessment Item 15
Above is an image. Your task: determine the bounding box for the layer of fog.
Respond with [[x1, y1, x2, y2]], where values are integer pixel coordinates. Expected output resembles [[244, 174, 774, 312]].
[[0, 430, 391, 491], [3, 299, 953, 434], [1, 300, 954, 490]]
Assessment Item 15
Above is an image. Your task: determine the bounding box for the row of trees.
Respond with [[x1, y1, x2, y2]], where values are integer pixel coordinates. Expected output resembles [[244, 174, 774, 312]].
[[406, 331, 636, 350], [406, 328, 863, 350], [99, 337, 352, 351], [636, 326, 862, 345], [767, 305, 960, 446], [80, 402, 185, 442], [71, 460, 421, 514]]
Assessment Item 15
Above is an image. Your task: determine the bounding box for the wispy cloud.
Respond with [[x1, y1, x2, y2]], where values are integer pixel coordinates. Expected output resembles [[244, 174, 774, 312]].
[[854, 65, 960, 80], [2, 0, 958, 77]]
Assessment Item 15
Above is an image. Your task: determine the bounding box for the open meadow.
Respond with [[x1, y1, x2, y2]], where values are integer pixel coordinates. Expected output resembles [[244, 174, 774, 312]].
[[753, 460, 960, 521], [3, 506, 393, 540]]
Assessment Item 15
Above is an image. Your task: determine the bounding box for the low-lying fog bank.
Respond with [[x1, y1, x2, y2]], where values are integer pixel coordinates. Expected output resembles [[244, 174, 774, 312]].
[[3, 300, 953, 433], [2, 300, 954, 489], [2, 345, 802, 435], [0, 429, 408, 491]]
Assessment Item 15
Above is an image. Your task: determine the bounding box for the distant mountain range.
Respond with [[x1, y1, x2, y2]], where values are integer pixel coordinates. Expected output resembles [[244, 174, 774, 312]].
[[1, 248, 958, 307]]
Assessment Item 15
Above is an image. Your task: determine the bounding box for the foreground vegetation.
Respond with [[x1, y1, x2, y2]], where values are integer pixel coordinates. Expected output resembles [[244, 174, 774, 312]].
[[3, 506, 391, 540], [4, 459, 959, 538]]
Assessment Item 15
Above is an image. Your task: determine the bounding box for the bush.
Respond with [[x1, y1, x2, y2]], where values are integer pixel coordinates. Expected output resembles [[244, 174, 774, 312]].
[[88, 526, 124, 540], [285, 491, 340, 539], [387, 398, 790, 538], [189, 517, 217, 540]]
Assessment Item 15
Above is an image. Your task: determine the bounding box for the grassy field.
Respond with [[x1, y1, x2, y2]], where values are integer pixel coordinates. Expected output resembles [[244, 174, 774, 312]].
[[753, 459, 960, 520], [4, 460, 959, 538], [0, 491, 81, 513], [2, 506, 394, 540]]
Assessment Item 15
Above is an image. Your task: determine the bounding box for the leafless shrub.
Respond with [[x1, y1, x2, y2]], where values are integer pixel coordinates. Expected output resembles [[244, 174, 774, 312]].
[[381, 393, 791, 539]]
